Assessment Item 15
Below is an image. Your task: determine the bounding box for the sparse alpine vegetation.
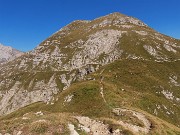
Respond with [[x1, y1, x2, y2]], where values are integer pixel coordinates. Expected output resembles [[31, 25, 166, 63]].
[[0, 12, 180, 135]]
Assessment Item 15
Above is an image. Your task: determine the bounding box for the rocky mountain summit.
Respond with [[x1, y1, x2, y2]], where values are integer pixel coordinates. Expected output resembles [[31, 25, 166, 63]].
[[0, 12, 180, 134], [0, 43, 23, 65]]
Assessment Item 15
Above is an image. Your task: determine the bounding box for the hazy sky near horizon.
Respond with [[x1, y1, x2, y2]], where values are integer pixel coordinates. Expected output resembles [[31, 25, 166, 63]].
[[0, 0, 180, 52]]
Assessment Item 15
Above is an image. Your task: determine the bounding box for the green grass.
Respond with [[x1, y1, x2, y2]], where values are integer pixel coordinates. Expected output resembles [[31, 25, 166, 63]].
[[0, 12, 180, 135], [91, 59, 180, 127], [2, 59, 179, 128], [42, 81, 112, 117]]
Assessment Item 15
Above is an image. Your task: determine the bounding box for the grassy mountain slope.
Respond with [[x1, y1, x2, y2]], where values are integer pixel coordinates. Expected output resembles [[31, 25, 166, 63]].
[[0, 59, 180, 134], [0, 12, 180, 134]]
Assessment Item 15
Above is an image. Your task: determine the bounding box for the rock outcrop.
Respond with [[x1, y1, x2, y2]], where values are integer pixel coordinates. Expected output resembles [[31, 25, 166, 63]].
[[0, 43, 23, 65]]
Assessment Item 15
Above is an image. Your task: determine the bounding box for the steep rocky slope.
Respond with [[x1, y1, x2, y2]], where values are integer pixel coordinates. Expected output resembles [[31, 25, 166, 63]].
[[0, 43, 23, 65], [0, 12, 180, 134]]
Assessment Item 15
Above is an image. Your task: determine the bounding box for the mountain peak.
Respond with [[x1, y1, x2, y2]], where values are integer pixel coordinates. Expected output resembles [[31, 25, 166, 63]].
[[106, 12, 126, 17], [93, 12, 148, 27]]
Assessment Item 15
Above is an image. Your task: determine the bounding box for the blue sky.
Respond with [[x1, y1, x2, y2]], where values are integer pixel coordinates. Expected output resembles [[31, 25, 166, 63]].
[[0, 0, 180, 52]]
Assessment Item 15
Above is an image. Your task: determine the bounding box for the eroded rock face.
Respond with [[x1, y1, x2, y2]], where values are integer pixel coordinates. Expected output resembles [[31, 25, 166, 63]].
[[0, 43, 23, 65], [0, 12, 180, 116], [70, 29, 124, 69], [0, 76, 59, 115]]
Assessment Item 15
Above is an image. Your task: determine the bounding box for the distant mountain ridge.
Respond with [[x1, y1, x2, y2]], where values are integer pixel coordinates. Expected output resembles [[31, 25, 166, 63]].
[[0, 43, 24, 64]]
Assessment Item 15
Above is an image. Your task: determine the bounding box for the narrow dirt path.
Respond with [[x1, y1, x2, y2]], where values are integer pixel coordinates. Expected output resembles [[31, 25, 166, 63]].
[[100, 76, 107, 103], [74, 108, 152, 135], [113, 108, 151, 134]]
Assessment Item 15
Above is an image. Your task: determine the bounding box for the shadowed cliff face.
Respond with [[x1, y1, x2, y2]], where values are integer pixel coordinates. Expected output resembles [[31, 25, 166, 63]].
[[0, 13, 180, 132]]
